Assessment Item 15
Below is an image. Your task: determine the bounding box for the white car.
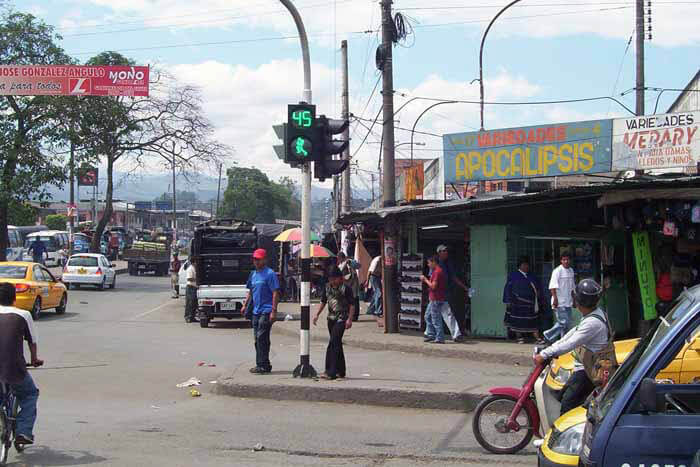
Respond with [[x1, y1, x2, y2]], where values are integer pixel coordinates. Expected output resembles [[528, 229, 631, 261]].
[[62, 253, 117, 290]]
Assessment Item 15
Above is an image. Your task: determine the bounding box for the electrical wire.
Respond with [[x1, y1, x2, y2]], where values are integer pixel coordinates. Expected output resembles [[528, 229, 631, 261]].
[[397, 1, 699, 10], [606, 30, 634, 116], [350, 75, 382, 141], [351, 106, 384, 159]]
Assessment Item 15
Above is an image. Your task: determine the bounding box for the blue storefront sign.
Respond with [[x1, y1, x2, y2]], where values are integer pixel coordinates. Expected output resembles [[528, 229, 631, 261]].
[[443, 119, 613, 183]]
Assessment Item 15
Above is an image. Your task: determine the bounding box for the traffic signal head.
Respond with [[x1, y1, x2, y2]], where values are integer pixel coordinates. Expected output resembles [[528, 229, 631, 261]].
[[313, 115, 350, 182], [286, 103, 316, 165]]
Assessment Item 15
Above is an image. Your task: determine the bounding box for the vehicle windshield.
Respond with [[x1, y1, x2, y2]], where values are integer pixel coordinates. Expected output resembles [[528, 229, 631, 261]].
[[593, 294, 694, 421], [0, 265, 27, 279], [25, 236, 58, 251], [69, 256, 99, 267], [201, 231, 257, 249]]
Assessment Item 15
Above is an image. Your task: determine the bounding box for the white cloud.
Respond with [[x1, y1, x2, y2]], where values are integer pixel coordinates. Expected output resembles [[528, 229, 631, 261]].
[[80, 0, 700, 47]]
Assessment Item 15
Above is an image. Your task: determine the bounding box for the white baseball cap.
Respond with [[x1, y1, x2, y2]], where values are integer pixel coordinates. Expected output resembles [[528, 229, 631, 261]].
[[437, 245, 448, 253]]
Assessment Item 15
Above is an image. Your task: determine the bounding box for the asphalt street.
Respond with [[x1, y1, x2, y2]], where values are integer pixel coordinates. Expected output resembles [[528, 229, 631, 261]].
[[9, 274, 536, 466]]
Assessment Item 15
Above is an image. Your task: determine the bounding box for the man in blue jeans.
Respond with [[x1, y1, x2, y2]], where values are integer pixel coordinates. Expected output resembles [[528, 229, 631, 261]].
[[544, 252, 576, 343], [421, 255, 448, 344], [243, 249, 280, 374], [0, 282, 43, 446]]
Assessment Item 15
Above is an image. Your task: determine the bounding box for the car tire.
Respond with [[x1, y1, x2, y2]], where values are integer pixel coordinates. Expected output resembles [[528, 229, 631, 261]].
[[109, 275, 116, 290], [31, 299, 41, 320], [55, 294, 67, 315], [199, 318, 209, 328]]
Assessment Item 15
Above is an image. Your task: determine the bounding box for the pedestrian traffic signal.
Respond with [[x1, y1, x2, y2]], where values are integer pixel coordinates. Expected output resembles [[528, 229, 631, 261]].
[[313, 115, 350, 182], [286, 103, 316, 165], [273, 123, 289, 163]]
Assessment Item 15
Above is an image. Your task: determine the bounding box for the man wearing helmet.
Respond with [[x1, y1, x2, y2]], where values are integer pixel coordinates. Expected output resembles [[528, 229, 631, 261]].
[[534, 278, 613, 415]]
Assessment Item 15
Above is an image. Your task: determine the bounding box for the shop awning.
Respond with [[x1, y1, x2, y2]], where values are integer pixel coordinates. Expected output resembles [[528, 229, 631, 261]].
[[597, 188, 700, 207]]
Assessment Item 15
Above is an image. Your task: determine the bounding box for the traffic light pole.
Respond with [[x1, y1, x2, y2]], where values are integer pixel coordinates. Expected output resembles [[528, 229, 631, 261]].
[[280, 0, 316, 378]]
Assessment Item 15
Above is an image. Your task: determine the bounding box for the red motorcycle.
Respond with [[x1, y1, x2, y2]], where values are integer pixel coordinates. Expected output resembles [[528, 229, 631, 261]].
[[472, 348, 559, 454]]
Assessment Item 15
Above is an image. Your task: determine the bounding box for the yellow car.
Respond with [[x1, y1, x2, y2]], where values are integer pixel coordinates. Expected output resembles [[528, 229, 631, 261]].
[[0, 261, 68, 319], [540, 332, 700, 466]]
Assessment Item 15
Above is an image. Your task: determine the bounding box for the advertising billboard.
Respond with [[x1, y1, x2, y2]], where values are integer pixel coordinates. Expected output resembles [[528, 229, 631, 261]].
[[423, 158, 445, 201], [612, 111, 699, 171], [443, 119, 613, 183], [0, 65, 149, 96]]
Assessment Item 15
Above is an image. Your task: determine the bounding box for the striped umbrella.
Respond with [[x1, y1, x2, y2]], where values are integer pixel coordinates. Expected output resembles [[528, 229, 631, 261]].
[[274, 228, 320, 243], [292, 243, 335, 258]]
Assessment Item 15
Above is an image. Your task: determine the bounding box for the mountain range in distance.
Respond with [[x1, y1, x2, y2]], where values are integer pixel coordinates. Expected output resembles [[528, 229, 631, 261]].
[[43, 171, 369, 203]]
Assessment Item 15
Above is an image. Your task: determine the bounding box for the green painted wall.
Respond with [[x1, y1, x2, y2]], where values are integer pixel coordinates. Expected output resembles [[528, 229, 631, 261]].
[[470, 225, 508, 337]]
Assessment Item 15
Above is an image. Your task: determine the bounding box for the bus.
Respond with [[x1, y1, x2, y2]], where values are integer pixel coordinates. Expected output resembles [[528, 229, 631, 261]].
[[22, 230, 69, 266], [6, 226, 24, 261]]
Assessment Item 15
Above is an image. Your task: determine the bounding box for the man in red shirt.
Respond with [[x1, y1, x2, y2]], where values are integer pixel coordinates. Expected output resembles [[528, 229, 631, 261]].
[[421, 255, 448, 344]]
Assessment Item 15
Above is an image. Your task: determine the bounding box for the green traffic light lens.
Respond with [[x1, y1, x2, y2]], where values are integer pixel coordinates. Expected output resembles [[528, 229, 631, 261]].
[[291, 136, 312, 158]]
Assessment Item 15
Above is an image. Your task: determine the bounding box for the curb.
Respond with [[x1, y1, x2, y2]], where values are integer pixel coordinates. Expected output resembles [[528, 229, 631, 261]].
[[272, 325, 531, 367], [115, 268, 129, 275], [212, 378, 484, 411]]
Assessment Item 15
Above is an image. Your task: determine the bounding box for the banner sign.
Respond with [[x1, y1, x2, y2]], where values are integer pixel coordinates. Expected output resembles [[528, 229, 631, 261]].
[[632, 231, 658, 321], [0, 65, 149, 96], [423, 158, 445, 201], [612, 111, 699, 171], [77, 167, 98, 187], [443, 119, 613, 182]]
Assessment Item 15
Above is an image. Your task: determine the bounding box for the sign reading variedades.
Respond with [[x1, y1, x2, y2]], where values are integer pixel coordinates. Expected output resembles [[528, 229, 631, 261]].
[[612, 112, 699, 171], [443, 119, 612, 182], [0, 65, 149, 96]]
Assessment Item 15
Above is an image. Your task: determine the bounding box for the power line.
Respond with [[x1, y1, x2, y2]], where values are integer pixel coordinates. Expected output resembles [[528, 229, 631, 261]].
[[606, 30, 635, 116], [350, 106, 384, 159], [397, 1, 698, 10]]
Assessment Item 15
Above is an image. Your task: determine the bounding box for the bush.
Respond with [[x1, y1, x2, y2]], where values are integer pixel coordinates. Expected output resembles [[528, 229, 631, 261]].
[[45, 214, 68, 231]]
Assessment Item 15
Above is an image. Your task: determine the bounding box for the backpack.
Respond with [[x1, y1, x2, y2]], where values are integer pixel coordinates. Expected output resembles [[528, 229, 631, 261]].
[[576, 311, 619, 387]]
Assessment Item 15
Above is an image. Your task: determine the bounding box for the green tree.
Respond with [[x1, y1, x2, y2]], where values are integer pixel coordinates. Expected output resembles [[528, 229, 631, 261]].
[[220, 167, 300, 223], [78, 52, 231, 253], [7, 201, 37, 226], [0, 12, 72, 260], [45, 214, 67, 230]]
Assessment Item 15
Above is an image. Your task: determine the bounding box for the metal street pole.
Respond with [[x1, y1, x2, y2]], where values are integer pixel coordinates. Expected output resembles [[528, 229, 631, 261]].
[[280, 0, 316, 378], [172, 153, 177, 246], [216, 163, 223, 218], [477, 0, 523, 131], [635, 0, 645, 116], [341, 40, 351, 215], [69, 138, 75, 255]]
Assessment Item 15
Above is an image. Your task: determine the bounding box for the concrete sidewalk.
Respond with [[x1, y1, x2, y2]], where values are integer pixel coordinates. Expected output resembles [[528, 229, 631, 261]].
[[213, 329, 529, 411], [273, 303, 534, 367]]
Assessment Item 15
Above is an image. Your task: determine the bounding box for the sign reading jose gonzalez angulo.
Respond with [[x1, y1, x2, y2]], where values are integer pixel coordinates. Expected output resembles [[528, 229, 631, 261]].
[[612, 111, 699, 171], [442, 119, 613, 183], [0, 65, 149, 97]]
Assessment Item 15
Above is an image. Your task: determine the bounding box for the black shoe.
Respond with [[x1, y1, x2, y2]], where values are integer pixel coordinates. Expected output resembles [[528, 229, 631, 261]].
[[15, 434, 34, 445], [424, 336, 435, 342], [250, 367, 271, 374]]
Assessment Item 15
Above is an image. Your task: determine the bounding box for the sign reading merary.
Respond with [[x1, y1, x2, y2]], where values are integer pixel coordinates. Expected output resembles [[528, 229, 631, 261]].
[[612, 111, 699, 171], [443, 119, 613, 183], [0, 65, 149, 96]]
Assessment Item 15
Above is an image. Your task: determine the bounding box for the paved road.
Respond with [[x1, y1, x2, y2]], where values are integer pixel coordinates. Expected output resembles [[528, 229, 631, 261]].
[[10, 274, 536, 466]]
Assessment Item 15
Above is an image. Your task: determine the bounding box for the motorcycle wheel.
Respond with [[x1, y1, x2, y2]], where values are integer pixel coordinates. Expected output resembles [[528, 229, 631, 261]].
[[472, 394, 534, 455]]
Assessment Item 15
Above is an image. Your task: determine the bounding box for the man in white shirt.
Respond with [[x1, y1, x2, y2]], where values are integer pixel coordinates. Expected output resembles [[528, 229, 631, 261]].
[[544, 252, 576, 343], [185, 262, 197, 323], [366, 255, 382, 318]]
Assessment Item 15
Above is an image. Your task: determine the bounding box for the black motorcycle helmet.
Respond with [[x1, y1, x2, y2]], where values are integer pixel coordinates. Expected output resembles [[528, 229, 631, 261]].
[[575, 278, 603, 308]]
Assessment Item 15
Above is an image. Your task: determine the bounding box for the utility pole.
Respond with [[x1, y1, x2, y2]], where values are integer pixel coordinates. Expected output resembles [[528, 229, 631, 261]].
[[280, 0, 316, 378], [341, 40, 351, 215], [172, 153, 177, 245], [635, 0, 645, 116], [216, 162, 223, 218], [69, 138, 75, 255], [380, 0, 399, 333]]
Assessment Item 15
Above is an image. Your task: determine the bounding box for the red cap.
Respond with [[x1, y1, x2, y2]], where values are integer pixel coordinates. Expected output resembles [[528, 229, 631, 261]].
[[253, 248, 267, 260]]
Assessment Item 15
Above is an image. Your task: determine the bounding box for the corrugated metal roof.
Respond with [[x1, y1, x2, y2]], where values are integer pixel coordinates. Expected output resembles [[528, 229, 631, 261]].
[[338, 176, 700, 224]]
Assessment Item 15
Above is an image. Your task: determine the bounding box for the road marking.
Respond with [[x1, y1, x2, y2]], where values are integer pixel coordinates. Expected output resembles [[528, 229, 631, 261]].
[[131, 301, 172, 319]]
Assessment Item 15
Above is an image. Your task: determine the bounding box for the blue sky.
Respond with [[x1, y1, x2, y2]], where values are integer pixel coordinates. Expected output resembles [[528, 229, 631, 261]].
[[19, 0, 700, 195]]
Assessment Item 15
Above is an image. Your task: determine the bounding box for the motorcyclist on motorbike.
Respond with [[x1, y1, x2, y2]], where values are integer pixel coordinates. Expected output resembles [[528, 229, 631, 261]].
[[534, 278, 613, 415]]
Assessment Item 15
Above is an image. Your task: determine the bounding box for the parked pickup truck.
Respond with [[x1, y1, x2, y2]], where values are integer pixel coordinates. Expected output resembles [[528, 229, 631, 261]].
[[191, 219, 257, 328], [123, 241, 171, 276]]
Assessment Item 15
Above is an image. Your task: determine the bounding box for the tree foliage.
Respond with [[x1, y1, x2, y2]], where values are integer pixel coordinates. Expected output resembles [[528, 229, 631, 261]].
[[7, 201, 37, 226], [220, 167, 300, 223], [0, 12, 72, 260], [45, 214, 67, 231]]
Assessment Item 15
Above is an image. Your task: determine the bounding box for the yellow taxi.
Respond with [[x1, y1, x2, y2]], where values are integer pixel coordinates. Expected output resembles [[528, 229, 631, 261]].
[[0, 261, 68, 319], [540, 332, 700, 466]]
